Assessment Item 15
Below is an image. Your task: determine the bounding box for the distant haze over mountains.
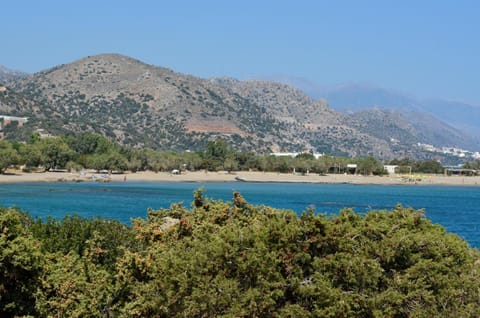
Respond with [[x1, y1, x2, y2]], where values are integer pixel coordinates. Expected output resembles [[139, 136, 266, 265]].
[[268, 75, 480, 140], [0, 65, 27, 83], [0, 54, 478, 163]]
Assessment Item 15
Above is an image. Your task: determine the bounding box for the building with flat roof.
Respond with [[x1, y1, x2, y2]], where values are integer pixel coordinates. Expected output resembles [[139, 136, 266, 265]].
[[271, 152, 324, 159], [383, 165, 399, 175], [0, 115, 28, 130], [445, 167, 478, 176]]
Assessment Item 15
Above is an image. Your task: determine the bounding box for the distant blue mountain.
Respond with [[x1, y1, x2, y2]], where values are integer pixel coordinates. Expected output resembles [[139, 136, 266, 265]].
[[315, 83, 419, 111], [0, 65, 27, 83], [419, 99, 480, 137], [266, 76, 480, 141]]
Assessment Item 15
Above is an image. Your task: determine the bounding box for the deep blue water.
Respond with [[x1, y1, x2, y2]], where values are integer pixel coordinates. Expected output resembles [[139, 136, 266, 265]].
[[0, 182, 479, 247]]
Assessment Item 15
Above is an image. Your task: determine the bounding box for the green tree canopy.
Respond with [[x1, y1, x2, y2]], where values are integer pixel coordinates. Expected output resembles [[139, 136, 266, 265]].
[[0, 208, 44, 316], [356, 156, 385, 175], [1, 193, 479, 317], [37, 137, 75, 170], [413, 160, 444, 174], [203, 139, 233, 170], [0, 141, 18, 173], [464, 159, 480, 170]]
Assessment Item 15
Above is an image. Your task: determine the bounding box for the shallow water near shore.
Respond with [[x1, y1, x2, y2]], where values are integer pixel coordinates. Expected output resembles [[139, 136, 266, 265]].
[[1, 181, 479, 247]]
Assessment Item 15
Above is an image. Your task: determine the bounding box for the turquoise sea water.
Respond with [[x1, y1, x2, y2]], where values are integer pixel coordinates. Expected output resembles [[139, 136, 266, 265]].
[[0, 182, 479, 247]]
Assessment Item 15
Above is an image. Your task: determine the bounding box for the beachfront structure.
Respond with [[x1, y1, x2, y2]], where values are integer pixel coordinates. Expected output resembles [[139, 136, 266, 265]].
[[445, 167, 478, 176], [383, 165, 399, 175], [346, 164, 358, 174]]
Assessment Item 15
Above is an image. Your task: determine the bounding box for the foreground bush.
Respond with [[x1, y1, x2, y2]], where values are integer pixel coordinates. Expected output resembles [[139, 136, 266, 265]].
[[1, 191, 479, 317]]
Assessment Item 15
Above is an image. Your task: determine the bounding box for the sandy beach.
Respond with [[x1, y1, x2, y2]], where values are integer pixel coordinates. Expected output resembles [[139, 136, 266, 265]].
[[0, 170, 479, 186]]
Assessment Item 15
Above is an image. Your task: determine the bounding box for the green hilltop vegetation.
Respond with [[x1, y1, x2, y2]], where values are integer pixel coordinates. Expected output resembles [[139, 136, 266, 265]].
[[1, 190, 480, 317], [1, 132, 477, 175]]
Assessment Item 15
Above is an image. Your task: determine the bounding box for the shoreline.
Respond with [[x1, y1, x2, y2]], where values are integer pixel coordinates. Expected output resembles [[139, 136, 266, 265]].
[[1, 170, 479, 186]]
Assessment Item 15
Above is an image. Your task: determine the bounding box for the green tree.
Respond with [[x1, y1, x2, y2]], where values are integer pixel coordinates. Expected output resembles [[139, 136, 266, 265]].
[[95, 135, 115, 155], [69, 133, 100, 155], [183, 151, 204, 171], [38, 137, 75, 170], [35, 248, 114, 317], [87, 151, 128, 172], [204, 139, 232, 171], [389, 157, 415, 167], [357, 156, 384, 175], [29, 132, 41, 144], [311, 157, 329, 174], [19, 142, 42, 169], [223, 153, 238, 172], [0, 141, 18, 173], [414, 160, 444, 173], [295, 152, 315, 160], [463, 159, 480, 170], [0, 207, 44, 317]]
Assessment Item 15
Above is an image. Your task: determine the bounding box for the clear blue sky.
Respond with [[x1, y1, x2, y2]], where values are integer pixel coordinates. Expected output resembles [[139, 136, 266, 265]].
[[3, 0, 480, 103]]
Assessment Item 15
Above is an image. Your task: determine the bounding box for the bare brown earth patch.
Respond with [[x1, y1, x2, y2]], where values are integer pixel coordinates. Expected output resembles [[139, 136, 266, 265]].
[[185, 119, 245, 136]]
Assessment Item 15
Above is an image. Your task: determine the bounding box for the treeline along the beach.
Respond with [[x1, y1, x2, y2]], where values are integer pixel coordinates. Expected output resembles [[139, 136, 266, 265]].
[[1, 189, 480, 317], [1, 132, 478, 175]]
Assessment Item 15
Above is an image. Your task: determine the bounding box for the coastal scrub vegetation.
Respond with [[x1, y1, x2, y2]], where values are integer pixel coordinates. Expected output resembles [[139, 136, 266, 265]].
[[1, 191, 480, 317], [464, 159, 480, 170], [0, 133, 476, 175]]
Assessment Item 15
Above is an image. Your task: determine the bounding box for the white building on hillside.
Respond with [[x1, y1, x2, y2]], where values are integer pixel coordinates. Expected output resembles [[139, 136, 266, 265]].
[[0, 115, 28, 130], [271, 152, 324, 159]]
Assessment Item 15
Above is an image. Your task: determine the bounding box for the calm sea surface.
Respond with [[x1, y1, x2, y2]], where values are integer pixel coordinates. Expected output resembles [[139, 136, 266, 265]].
[[1, 182, 479, 247]]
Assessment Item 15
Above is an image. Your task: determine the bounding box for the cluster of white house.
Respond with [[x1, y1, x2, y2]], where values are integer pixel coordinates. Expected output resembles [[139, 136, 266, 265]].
[[270, 152, 324, 159], [417, 143, 480, 160]]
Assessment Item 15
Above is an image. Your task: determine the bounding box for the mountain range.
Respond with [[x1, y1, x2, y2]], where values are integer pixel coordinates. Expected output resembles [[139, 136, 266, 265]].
[[0, 54, 478, 162], [272, 77, 480, 141], [0, 65, 26, 83]]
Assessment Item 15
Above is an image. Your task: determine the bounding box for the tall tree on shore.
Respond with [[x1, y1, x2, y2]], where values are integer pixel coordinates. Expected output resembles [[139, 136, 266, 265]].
[[0, 141, 18, 173], [38, 138, 75, 170], [0, 208, 44, 317]]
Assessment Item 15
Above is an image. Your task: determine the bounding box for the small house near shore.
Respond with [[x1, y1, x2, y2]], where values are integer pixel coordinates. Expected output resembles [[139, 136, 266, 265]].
[[383, 165, 399, 175], [445, 167, 478, 176]]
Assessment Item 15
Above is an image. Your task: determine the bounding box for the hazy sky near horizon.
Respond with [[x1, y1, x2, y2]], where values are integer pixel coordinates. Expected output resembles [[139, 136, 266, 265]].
[[3, 0, 480, 103]]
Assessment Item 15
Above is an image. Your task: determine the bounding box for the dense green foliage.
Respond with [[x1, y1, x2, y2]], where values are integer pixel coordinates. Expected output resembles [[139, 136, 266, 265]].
[[464, 159, 480, 170], [0, 134, 463, 175], [388, 158, 447, 174], [1, 193, 480, 317]]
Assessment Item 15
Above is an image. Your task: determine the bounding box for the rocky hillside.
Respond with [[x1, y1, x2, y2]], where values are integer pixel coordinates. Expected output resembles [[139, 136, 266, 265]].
[[269, 77, 480, 147], [349, 108, 479, 152], [0, 54, 476, 159]]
